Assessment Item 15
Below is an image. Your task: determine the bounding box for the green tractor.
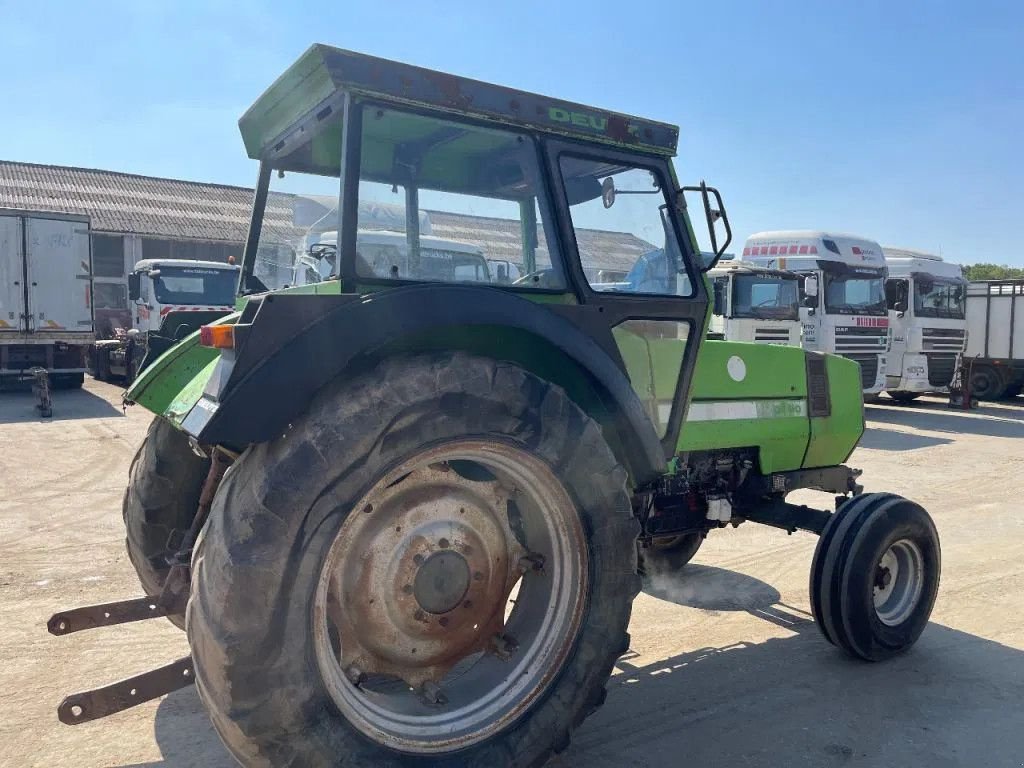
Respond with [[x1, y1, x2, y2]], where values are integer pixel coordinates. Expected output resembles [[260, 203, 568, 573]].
[[50, 46, 940, 767]]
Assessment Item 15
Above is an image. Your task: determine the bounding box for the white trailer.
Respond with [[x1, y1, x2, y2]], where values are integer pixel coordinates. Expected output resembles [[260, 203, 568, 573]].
[[963, 279, 1024, 399], [882, 247, 966, 401], [706, 261, 802, 345], [743, 231, 889, 394], [0, 209, 93, 387]]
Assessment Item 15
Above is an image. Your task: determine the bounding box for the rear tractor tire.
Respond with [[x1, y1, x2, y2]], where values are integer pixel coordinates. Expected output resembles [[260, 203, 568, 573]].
[[123, 417, 210, 629], [187, 353, 641, 767], [810, 493, 940, 661]]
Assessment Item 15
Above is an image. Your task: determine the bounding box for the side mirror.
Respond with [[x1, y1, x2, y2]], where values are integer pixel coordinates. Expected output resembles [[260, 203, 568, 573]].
[[127, 273, 140, 301], [712, 281, 726, 315], [802, 274, 819, 307], [680, 182, 732, 272]]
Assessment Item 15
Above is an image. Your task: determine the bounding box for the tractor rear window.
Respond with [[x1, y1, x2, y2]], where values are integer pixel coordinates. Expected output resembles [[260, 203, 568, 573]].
[[354, 107, 566, 290]]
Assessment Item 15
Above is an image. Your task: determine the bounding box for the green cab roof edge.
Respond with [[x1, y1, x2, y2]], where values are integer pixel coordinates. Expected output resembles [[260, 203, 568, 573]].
[[239, 44, 680, 161]]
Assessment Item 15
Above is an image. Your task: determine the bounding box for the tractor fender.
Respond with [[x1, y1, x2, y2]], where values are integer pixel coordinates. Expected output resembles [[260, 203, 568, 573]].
[[184, 285, 667, 486]]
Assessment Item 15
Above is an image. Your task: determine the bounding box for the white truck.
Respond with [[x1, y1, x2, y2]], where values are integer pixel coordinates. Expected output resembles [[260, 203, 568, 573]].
[[744, 230, 889, 394], [882, 247, 967, 401], [706, 260, 802, 345], [962, 278, 1024, 400], [0, 209, 94, 388], [91, 259, 238, 382], [293, 230, 492, 285]]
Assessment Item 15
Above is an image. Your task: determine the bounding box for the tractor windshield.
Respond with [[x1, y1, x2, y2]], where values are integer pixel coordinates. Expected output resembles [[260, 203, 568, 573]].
[[731, 273, 800, 320], [151, 266, 238, 306]]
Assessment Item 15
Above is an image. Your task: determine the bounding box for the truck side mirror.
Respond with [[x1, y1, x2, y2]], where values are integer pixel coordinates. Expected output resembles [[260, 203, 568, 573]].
[[712, 281, 726, 315], [802, 274, 819, 307], [128, 273, 140, 301]]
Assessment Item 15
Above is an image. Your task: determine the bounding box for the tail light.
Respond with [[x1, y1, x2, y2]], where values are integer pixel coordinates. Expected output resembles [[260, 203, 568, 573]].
[[199, 325, 234, 349]]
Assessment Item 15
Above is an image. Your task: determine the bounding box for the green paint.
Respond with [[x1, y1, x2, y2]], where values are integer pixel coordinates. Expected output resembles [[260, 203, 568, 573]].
[[804, 354, 865, 468]]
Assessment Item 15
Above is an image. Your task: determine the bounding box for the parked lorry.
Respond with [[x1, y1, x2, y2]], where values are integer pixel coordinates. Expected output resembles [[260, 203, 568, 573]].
[[882, 248, 966, 401], [90, 259, 238, 382], [706, 260, 802, 345], [963, 278, 1024, 399], [0, 209, 94, 388], [50, 46, 941, 767], [744, 231, 889, 394]]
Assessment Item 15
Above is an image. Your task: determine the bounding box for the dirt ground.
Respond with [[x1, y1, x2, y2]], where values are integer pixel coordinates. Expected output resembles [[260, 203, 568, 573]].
[[1, 379, 1022, 768]]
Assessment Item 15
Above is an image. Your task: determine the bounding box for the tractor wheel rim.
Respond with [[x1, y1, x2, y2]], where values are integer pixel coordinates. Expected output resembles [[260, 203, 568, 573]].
[[872, 539, 925, 627], [313, 439, 588, 753]]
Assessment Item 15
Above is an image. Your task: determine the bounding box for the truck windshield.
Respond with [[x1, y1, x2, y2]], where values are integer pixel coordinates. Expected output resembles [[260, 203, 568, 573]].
[[914, 279, 966, 319], [732, 274, 800, 320], [824, 271, 886, 316], [151, 267, 237, 306]]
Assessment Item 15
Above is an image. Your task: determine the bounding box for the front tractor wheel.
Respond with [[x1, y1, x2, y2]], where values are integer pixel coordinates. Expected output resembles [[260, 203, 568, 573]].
[[187, 354, 640, 766], [810, 493, 940, 661], [639, 533, 704, 576]]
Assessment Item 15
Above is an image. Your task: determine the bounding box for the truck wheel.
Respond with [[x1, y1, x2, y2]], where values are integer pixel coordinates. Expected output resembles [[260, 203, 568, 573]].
[[187, 353, 640, 767], [640, 533, 704, 575], [969, 365, 1005, 400], [886, 390, 920, 404], [123, 417, 209, 629], [810, 493, 940, 661]]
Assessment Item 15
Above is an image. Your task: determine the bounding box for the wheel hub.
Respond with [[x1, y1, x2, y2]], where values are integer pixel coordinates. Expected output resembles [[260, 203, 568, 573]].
[[873, 539, 925, 626], [414, 551, 471, 614], [324, 462, 527, 688]]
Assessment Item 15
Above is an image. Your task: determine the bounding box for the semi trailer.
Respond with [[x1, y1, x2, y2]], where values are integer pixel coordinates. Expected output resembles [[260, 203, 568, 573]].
[[0, 209, 94, 388], [963, 279, 1024, 399], [49, 45, 942, 768], [882, 247, 967, 401]]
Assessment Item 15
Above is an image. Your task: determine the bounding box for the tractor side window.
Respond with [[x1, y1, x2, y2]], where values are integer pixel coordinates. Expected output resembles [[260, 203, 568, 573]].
[[356, 107, 565, 289], [558, 157, 694, 297]]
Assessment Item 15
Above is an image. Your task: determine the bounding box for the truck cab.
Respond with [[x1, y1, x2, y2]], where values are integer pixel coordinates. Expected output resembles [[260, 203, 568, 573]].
[[706, 260, 802, 345], [882, 247, 966, 399], [744, 231, 889, 394], [92, 259, 238, 381], [293, 230, 490, 286]]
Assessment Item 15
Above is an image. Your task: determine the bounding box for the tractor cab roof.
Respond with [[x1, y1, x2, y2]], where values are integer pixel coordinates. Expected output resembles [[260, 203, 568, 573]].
[[239, 44, 680, 174]]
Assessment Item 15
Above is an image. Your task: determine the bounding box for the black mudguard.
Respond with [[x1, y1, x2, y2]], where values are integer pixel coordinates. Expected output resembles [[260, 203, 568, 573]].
[[181, 285, 667, 486]]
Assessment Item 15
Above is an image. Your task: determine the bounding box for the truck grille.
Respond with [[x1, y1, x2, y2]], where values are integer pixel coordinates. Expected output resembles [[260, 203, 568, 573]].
[[834, 325, 888, 354], [926, 353, 958, 388], [845, 354, 879, 390], [921, 328, 966, 352], [754, 327, 793, 344]]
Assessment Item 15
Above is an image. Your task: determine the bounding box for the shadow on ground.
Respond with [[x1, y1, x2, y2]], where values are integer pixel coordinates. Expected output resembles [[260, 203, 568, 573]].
[[114, 567, 1024, 768], [0, 385, 122, 423], [858, 426, 955, 451], [866, 401, 1024, 440]]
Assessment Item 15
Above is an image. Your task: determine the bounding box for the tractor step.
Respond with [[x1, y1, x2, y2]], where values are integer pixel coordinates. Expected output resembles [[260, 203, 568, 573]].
[[57, 656, 194, 724], [48, 596, 179, 635]]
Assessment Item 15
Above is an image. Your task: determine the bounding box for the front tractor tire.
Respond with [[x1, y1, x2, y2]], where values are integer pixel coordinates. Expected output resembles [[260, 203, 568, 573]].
[[640, 533, 704, 576], [810, 493, 940, 661], [187, 354, 641, 767], [123, 418, 210, 629]]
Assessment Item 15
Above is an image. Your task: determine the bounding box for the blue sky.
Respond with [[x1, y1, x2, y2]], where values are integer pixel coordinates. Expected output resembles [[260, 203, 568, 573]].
[[2, 0, 1021, 265]]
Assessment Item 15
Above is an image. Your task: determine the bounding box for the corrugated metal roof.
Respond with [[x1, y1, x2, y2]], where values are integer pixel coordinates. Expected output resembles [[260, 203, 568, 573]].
[[0, 160, 654, 272]]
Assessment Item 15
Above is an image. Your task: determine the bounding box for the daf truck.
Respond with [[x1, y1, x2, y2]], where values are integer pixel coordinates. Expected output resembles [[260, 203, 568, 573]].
[[707, 260, 802, 345], [0, 209, 94, 388], [744, 231, 889, 394], [90, 259, 238, 382], [882, 247, 966, 401], [963, 278, 1024, 399]]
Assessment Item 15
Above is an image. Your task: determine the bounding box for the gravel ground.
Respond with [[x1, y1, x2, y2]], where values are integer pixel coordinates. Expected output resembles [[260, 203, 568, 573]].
[[1, 379, 1021, 768]]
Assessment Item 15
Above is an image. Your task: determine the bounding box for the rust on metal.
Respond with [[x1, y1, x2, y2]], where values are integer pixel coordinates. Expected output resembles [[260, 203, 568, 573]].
[[57, 656, 194, 725], [48, 597, 174, 636]]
